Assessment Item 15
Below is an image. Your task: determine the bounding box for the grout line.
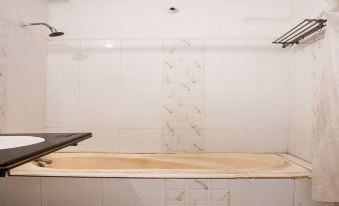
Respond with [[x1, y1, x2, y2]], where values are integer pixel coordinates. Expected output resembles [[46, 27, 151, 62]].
[[101, 178, 104, 206], [39, 177, 43, 206], [292, 179, 296, 206]]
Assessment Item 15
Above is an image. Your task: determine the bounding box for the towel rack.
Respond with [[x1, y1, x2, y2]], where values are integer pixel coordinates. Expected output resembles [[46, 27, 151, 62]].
[[273, 19, 327, 48]]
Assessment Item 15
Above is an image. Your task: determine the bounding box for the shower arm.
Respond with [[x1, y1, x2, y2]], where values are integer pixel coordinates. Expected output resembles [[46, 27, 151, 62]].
[[23, 23, 57, 32]]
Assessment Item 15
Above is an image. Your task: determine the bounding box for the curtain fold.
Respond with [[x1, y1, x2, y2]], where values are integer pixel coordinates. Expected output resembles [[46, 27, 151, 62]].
[[312, 12, 339, 202]]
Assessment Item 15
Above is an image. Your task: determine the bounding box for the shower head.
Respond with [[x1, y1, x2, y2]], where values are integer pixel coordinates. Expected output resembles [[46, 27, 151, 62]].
[[23, 23, 64, 37]]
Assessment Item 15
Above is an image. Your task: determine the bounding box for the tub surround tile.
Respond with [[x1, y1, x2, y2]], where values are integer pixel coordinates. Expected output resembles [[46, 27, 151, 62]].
[[0, 17, 8, 133], [166, 179, 230, 206], [120, 85, 162, 129], [41, 177, 102, 206], [79, 40, 121, 84], [103, 179, 165, 206], [46, 39, 291, 153], [161, 39, 205, 153], [0, 176, 41, 206], [46, 84, 79, 127], [79, 84, 120, 128], [121, 40, 162, 86], [119, 129, 162, 153], [48, 41, 81, 84], [230, 179, 294, 206]]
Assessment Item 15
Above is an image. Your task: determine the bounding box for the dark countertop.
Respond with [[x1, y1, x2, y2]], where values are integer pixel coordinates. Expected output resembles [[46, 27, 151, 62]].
[[0, 133, 92, 176]]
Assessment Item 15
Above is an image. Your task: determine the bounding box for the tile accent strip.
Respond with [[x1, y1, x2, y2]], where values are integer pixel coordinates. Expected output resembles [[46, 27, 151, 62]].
[[0, 16, 9, 133], [161, 40, 205, 153], [166, 179, 230, 206]]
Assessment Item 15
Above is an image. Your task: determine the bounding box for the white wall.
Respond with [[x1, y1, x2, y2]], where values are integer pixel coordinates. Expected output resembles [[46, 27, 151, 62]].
[[47, 0, 291, 153], [0, 0, 48, 133], [48, 0, 292, 39]]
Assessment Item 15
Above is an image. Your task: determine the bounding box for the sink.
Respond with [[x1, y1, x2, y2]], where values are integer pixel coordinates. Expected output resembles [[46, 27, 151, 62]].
[[0, 136, 45, 150]]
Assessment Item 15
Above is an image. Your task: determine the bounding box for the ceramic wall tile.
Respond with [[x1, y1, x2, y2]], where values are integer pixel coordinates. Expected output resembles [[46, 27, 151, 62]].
[[161, 39, 205, 153], [79, 84, 120, 128], [0, 177, 41, 206], [80, 40, 121, 84], [166, 179, 230, 206], [246, 128, 288, 153], [120, 85, 161, 129], [103, 179, 165, 206], [46, 84, 79, 127], [205, 84, 247, 129], [246, 84, 289, 129], [119, 128, 161, 153], [288, 130, 312, 162], [2, 5, 47, 133], [204, 128, 247, 152], [121, 40, 162, 86], [48, 41, 80, 84], [230, 179, 294, 206], [41, 177, 102, 206], [0, 16, 8, 133]]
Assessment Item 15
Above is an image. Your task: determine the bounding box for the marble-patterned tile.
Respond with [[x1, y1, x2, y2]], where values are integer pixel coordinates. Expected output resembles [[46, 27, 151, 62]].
[[166, 179, 229, 206], [161, 40, 205, 153]]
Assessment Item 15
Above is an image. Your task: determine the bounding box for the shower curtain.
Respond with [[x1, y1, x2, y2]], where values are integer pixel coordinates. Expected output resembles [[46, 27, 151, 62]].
[[312, 12, 339, 202]]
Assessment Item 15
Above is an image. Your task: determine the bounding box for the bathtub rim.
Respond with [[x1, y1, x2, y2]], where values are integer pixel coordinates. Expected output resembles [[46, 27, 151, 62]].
[[9, 153, 312, 179]]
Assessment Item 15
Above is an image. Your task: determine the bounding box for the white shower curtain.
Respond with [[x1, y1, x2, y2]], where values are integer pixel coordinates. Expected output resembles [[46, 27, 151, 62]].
[[312, 12, 339, 202]]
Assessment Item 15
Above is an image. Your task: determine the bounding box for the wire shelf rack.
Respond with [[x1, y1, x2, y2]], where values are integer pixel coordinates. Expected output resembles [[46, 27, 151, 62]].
[[273, 19, 327, 48]]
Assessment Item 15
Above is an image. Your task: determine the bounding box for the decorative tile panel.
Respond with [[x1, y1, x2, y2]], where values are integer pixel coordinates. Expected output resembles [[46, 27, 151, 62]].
[[0, 16, 9, 133], [161, 40, 205, 153], [166, 179, 230, 206]]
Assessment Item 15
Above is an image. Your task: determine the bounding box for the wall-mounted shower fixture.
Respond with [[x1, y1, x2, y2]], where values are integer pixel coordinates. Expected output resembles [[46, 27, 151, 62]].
[[23, 23, 64, 37]]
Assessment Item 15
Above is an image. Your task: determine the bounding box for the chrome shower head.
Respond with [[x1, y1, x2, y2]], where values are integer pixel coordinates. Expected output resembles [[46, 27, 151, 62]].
[[23, 23, 64, 37]]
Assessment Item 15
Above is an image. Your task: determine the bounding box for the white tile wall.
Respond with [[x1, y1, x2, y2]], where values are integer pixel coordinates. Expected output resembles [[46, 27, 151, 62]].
[[103, 179, 165, 206], [48, 41, 80, 84], [0, 177, 42, 206], [204, 40, 289, 153], [2, 177, 335, 206], [79, 84, 120, 128], [41, 177, 102, 206], [46, 84, 79, 127], [47, 39, 290, 153], [230, 179, 294, 206], [80, 40, 121, 84], [0, 0, 47, 133], [119, 128, 161, 153], [166, 179, 230, 206], [0, 16, 8, 133], [161, 39, 205, 153], [120, 85, 161, 129]]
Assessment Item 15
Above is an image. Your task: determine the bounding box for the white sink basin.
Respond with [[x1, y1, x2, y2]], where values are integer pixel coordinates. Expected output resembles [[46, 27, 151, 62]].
[[0, 136, 45, 150]]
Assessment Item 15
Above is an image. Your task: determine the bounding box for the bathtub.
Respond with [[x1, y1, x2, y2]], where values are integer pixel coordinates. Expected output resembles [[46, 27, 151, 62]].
[[10, 153, 311, 178]]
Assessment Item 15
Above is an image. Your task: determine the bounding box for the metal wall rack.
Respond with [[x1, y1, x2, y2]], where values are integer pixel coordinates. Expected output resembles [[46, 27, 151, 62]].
[[273, 19, 327, 48]]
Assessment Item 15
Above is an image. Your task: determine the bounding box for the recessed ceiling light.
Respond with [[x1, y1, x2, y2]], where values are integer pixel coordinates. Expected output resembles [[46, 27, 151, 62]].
[[106, 44, 113, 48]]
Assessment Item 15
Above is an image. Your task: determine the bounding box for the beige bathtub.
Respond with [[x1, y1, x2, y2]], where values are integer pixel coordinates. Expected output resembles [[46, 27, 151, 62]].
[[10, 153, 311, 178]]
